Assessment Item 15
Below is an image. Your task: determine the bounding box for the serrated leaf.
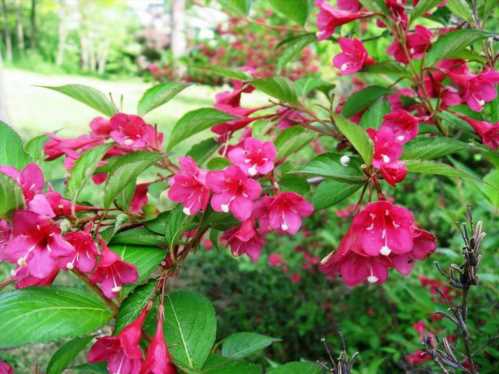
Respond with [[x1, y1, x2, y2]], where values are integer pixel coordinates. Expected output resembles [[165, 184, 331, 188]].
[[312, 179, 363, 209], [115, 281, 156, 333], [410, 0, 442, 24], [296, 153, 364, 182], [341, 86, 390, 118], [268, 361, 323, 374], [46, 336, 93, 374], [277, 34, 316, 71], [192, 65, 250, 81], [67, 144, 111, 202], [359, 98, 390, 129], [425, 29, 489, 66], [269, 0, 309, 25], [0, 173, 25, 218], [405, 159, 478, 180], [168, 108, 234, 151], [41, 84, 117, 117], [0, 288, 112, 348], [402, 138, 468, 160], [103, 152, 161, 207], [252, 77, 299, 105], [222, 332, 279, 359], [138, 82, 189, 116], [275, 126, 316, 159], [446, 0, 473, 22], [164, 290, 217, 370], [186, 138, 219, 165], [0, 121, 30, 168], [333, 115, 374, 165], [201, 354, 261, 374]]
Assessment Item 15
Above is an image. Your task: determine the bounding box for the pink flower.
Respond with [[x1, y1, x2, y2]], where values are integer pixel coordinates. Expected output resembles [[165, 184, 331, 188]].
[[88, 308, 148, 374], [0, 163, 44, 202], [333, 38, 374, 75], [315, 0, 369, 41], [142, 309, 177, 374], [388, 26, 432, 64], [168, 157, 211, 216], [290, 273, 302, 284], [405, 351, 432, 365], [62, 231, 98, 272], [268, 252, 286, 267], [391, 228, 437, 276], [221, 220, 265, 261], [265, 192, 314, 234], [0, 360, 13, 374], [90, 117, 113, 138], [276, 108, 310, 130], [461, 116, 499, 150], [449, 69, 499, 112], [350, 200, 415, 256], [4, 211, 74, 283], [0, 220, 10, 258], [337, 0, 361, 11], [381, 110, 419, 144], [90, 244, 138, 299], [206, 166, 261, 221], [214, 82, 255, 118], [130, 183, 149, 215], [388, 88, 416, 111], [44, 134, 103, 163], [228, 137, 276, 176], [109, 113, 164, 151]]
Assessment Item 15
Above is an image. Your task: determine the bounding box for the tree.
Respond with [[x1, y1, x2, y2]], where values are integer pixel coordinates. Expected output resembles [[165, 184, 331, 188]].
[[15, 0, 24, 51], [0, 56, 9, 123], [29, 0, 36, 49], [1, 0, 13, 61], [170, 0, 187, 77]]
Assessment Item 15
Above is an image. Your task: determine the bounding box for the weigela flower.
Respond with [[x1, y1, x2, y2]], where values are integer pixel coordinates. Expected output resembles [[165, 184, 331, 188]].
[[44, 134, 103, 163], [142, 309, 177, 374], [0, 163, 44, 202], [315, 0, 370, 41], [206, 166, 261, 221], [337, 0, 361, 11], [381, 110, 420, 144], [221, 219, 265, 261], [130, 183, 149, 215], [388, 26, 432, 64], [90, 244, 138, 299], [461, 116, 499, 150], [110, 113, 163, 151], [387, 88, 416, 111], [276, 108, 310, 130], [0, 220, 10, 257], [264, 192, 314, 234], [62, 231, 98, 272], [214, 81, 256, 118], [90, 116, 113, 138], [0, 360, 13, 374], [88, 307, 148, 374], [419, 276, 453, 302], [268, 252, 286, 268], [168, 157, 211, 216], [4, 211, 74, 284], [228, 137, 276, 176], [448, 69, 499, 112], [405, 351, 432, 365], [333, 38, 374, 75], [391, 228, 436, 275]]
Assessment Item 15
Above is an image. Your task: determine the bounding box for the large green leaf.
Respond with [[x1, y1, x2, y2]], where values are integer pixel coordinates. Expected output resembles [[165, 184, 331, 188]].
[[341, 86, 390, 118], [359, 98, 390, 129], [24, 134, 49, 162], [165, 205, 193, 248], [168, 108, 234, 151], [333, 115, 374, 165], [222, 332, 279, 359], [252, 77, 299, 105], [275, 126, 316, 159], [268, 362, 323, 374], [138, 82, 189, 116], [46, 336, 94, 374], [0, 288, 112, 348], [111, 226, 165, 246], [425, 29, 489, 66], [42, 84, 118, 117], [269, 0, 309, 25], [0, 173, 25, 218], [201, 354, 261, 374], [115, 281, 156, 333], [363, 61, 407, 75], [405, 160, 478, 180], [164, 290, 217, 370], [0, 121, 30, 168], [410, 0, 442, 24], [191, 65, 250, 81], [483, 170, 499, 207], [66, 144, 111, 202], [446, 0, 473, 22], [296, 153, 364, 182], [402, 138, 468, 160], [103, 152, 161, 207], [312, 179, 363, 209], [277, 34, 316, 71], [186, 138, 219, 165]]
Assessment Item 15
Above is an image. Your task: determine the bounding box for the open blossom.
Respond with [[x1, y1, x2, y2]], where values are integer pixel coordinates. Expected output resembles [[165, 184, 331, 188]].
[[206, 166, 261, 221], [0, 361, 13, 374], [214, 81, 255, 118], [228, 137, 276, 176], [381, 110, 419, 144], [0, 163, 44, 202], [388, 26, 432, 64], [110, 113, 163, 151], [264, 192, 314, 234], [268, 252, 286, 268], [333, 38, 374, 75], [391, 228, 436, 275], [405, 351, 432, 365], [168, 157, 211, 216], [90, 244, 138, 299], [90, 116, 113, 138], [337, 0, 361, 11], [221, 219, 265, 261], [315, 0, 369, 41], [460, 116, 499, 150], [449, 69, 499, 112], [61, 231, 98, 272], [88, 308, 148, 374]]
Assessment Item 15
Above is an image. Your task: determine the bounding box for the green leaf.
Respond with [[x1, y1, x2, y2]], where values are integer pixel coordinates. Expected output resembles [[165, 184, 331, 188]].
[[115, 281, 156, 333], [446, 0, 473, 22], [359, 98, 390, 129], [24, 134, 49, 162], [341, 86, 390, 118], [204, 211, 239, 231], [252, 77, 299, 105], [111, 227, 165, 246], [138, 82, 189, 116], [207, 157, 231, 170], [296, 153, 364, 183], [168, 108, 234, 151], [333, 115, 374, 165], [164, 290, 217, 370], [280, 174, 310, 195], [295, 76, 333, 97], [425, 29, 489, 66], [359, 0, 389, 13], [483, 170, 499, 207], [46, 336, 93, 374], [275, 126, 316, 159], [0, 173, 25, 218], [42, 84, 117, 117], [277, 34, 316, 71], [165, 206, 193, 248], [201, 354, 261, 374], [402, 138, 468, 160], [66, 144, 111, 202], [219, 0, 252, 15], [192, 65, 250, 81], [186, 138, 219, 165], [222, 332, 279, 359], [0, 121, 30, 168], [312, 179, 363, 209], [269, 0, 309, 25], [405, 160, 478, 180], [103, 152, 161, 208], [362, 61, 407, 75], [73, 363, 107, 374], [0, 288, 112, 348], [410, 0, 442, 24], [268, 361, 323, 374]]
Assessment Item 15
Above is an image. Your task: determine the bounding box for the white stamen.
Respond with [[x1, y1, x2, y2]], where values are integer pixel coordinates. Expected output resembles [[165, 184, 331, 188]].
[[183, 207, 191, 216], [381, 229, 387, 239], [221, 204, 230, 213], [248, 165, 258, 176], [124, 139, 134, 146], [366, 223, 374, 231], [112, 286, 122, 293], [17, 257, 27, 267], [380, 245, 391, 256], [66, 262, 74, 270], [281, 222, 289, 231], [409, 48, 416, 54], [340, 63, 350, 71], [367, 275, 378, 283], [397, 135, 405, 141], [10, 269, 16, 276], [382, 154, 390, 163], [340, 155, 351, 166], [58, 204, 64, 210], [478, 99, 485, 106]]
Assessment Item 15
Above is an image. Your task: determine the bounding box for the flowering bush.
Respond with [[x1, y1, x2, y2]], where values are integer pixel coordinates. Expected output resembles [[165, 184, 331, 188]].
[[0, 0, 497, 373]]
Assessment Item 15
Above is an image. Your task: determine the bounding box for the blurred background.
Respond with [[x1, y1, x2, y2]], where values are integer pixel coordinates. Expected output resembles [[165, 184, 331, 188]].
[[0, 1, 498, 373]]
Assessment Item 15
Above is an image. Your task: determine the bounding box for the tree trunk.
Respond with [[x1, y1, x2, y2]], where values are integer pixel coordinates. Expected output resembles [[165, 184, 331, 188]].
[[30, 0, 36, 49], [0, 56, 10, 123], [55, 1, 68, 66], [170, 0, 187, 78], [1, 0, 13, 61], [15, 0, 24, 51]]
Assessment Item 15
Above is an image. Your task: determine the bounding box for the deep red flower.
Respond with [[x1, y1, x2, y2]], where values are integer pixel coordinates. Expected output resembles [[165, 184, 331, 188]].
[[448, 69, 499, 112], [44, 134, 103, 163], [62, 231, 98, 273], [315, 0, 370, 41], [333, 38, 374, 75], [130, 183, 150, 215], [110, 113, 164, 151], [276, 108, 310, 130], [405, 350, 432, 365], [381, 110, 419, 144], [388, 26, 432, 64], [221, 220, 265, 261], [0, 360, 13, 374], [460, 116, 499, 150]]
